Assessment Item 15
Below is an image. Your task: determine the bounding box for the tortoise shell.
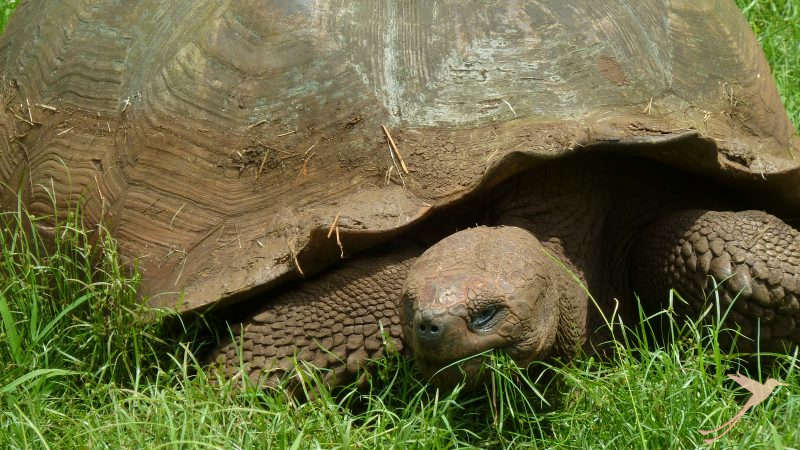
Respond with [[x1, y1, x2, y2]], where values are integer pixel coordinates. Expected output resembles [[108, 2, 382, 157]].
[[0, 0, 797, 311]]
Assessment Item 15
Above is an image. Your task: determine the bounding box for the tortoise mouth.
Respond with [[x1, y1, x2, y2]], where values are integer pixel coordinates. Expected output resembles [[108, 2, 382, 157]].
[[415, 346, 520, 390], [416, 354, 489, 390]]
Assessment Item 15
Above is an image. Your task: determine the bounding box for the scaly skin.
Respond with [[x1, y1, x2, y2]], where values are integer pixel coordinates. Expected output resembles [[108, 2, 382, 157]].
[[400, 226, 587, 388], [212, 158, 800, 388], [632, 210, 800, 353], [211, 250, 417, 386]]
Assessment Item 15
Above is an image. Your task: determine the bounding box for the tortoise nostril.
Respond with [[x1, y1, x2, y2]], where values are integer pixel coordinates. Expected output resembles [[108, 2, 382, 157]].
[[417, 316, 445, 342]]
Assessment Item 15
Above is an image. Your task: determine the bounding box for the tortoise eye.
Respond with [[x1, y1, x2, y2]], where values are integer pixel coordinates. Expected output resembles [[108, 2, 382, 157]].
[[470, 305, 500, 331]]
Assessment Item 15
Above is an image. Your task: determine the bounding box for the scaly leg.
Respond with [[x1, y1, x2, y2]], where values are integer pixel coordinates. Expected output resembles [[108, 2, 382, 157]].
[[210, 249, 417, 387], [631, 210, 800, 352]]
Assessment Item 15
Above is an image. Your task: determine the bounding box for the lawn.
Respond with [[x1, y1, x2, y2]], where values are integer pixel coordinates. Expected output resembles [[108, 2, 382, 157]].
[[1, 1, 799, 448], [0, 1, 13, 32]]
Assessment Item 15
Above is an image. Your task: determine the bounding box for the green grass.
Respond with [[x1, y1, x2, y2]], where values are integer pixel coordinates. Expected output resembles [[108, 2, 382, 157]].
[[0, 0, 14, 33], [736, 0, 800, 132], [1, 195, 798, 448], [1, 1, 799, 448]]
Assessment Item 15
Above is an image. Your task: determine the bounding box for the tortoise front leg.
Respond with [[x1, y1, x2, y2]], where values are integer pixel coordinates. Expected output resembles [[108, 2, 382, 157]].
[[210, 249, 418, 387], [631, 210, 800, 352]]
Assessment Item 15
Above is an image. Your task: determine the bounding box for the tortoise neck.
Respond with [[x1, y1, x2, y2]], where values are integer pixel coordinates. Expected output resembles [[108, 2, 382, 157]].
[[490, 154, 715, 327]]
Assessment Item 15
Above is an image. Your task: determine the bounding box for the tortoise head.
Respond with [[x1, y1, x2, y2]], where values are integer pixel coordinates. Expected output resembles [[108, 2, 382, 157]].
[[400, 226, 573, 389]]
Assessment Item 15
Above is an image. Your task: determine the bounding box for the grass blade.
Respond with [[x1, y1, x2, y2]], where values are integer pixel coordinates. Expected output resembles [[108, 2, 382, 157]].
[[34, 293, 93, 343], [0, 368, 78, 394], [0, 289, 22, 364]]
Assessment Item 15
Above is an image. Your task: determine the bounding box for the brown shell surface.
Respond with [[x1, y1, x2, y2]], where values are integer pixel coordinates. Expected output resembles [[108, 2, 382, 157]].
[[0, 0, 797, 312]]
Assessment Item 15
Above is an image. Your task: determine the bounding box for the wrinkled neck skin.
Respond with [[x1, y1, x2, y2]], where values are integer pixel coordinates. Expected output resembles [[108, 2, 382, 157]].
[[403, 155, 719, 387], [491, 155, 715, 336]]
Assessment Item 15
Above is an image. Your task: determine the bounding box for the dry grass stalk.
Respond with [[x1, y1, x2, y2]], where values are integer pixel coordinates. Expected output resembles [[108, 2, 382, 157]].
[[257, 147, 271, 180], [13, 112, 35, 126], [25, 97, 33, 124], [248, 119, 267, 129], [327, 212, 340, 239], [170, 202, 186, 229], [300, 152, 315, 176], [381, 125, 408, 174], [288, 240, 304, 276], [326, 212, 345, 257], [335, 225, 343, 257]]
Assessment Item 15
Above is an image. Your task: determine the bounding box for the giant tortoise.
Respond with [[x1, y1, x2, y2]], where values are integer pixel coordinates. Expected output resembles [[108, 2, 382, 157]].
[[0, 0, 798, 387]]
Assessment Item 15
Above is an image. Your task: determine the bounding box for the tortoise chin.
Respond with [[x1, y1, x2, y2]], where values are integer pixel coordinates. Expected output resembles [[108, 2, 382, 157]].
[[415, 354, 493, 390]]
